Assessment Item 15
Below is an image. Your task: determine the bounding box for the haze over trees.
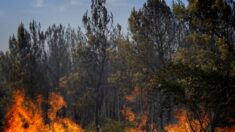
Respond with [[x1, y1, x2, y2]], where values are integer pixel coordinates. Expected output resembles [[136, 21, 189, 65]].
[[0, 0, 234, 131]]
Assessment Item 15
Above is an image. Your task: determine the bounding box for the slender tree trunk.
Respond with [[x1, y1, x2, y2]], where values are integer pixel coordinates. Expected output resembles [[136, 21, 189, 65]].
[[95, 55, 106, 132]]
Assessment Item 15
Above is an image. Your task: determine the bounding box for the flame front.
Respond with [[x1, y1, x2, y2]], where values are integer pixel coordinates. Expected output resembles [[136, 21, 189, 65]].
[[121, 106, 136, 123], [122, 107, 154, 132], [164, 110, 209, 132], [164, 109, 235, 132], [216, 126, 235, 132], [122, 87, 148, 132], [3, 90, 83, 132]]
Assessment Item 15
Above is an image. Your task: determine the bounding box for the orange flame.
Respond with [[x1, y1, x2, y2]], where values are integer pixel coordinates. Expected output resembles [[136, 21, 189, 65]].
[[137, 112, 148, 130], [216, 126, 235, 132], [164, 109, 235, 132], [164, 109, 209, 132], [121, 105, 147, 132], [121, 106, 136, 122], [216, 118, 235, 132], [123, 87, 148, 132], [122, 108, 147, 132], [125, 87, 140, 102], [3, 90, 83, 132]]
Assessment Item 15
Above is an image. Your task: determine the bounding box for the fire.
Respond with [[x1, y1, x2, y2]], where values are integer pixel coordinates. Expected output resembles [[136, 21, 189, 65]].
[[216, 118, 235, 132], [123, 88, 234, 132], [164, 109, 235, 132], [125, 87, 140, 102], [3, 90, 83, 132], [121, 106, 136, 122], [164, 109, 209, 132], [122, 87, 147, 132], [122, 107, 148, 132], [216, 126, 235, 132], [137, 112, 148, 130]]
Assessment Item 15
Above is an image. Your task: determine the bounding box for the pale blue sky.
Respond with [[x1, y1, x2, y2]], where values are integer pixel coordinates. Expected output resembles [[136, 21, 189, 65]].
[[0, 0, 187, 51]]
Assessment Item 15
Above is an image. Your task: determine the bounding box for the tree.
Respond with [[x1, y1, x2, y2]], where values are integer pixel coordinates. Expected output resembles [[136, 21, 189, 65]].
[[128, 0, 180, 130], [0, 21, 47, 130], [82, 0, 114, 130], [170, 0, 235, 131], [45, 24, 72, 92], [6, 22, 46, 98]]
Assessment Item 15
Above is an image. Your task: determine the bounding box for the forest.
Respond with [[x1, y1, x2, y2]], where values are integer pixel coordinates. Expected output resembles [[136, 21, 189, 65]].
[[0, 0, 234, 131]]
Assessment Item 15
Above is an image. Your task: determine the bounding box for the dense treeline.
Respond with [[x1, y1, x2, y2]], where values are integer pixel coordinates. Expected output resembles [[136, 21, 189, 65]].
[[0, 0, 234, 131]]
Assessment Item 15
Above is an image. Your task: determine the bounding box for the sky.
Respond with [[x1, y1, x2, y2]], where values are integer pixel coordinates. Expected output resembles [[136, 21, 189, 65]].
[[0, 0, 187, 51]]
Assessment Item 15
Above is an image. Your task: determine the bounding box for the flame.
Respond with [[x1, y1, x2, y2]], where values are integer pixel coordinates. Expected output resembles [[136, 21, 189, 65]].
[[121, 106, 136, 122], [3, 90, 83, 132], [121, 106, 148, 132], [123, 87, 148, 132], [164, 109, 235, 132], [121, 106, 144, 132], [164, 109, 209, 132], [216, 126, 235, 132], [125, 87, 140, 102], [123, 88, 235, 132], [122, 108, 148, 132], [137, 112, 148, 130]]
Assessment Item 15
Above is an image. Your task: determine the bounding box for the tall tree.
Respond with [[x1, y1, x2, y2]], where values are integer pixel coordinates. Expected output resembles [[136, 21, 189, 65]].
[[82, 0, 114, 130], [45, 24, 72, 92], [128, 0, 180, 130], [7, 22, 46, 98], [170, 0, 235, 131]]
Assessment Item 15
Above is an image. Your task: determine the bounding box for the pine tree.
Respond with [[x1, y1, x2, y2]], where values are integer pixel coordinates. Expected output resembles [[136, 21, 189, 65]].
[[171, 0, 235, 130], [128, 0, 179, 130], [82, 0, 114, 130]]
